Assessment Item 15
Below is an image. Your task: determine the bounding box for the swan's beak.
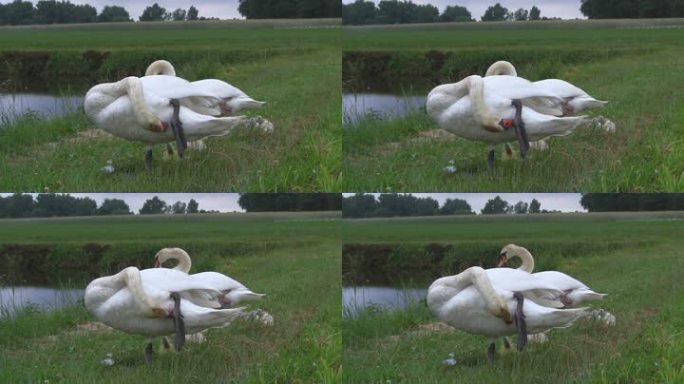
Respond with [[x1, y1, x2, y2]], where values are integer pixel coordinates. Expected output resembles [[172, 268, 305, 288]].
[[497, 253, 508, 268], [153, 258, 161, 268]]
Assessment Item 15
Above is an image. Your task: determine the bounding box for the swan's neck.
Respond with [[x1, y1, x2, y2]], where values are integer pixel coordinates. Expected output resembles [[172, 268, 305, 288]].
[[485, 61, 517, 77], [512, 247, 535, 273], [170, 250, 191, 272], [145, 60, 176, 76]]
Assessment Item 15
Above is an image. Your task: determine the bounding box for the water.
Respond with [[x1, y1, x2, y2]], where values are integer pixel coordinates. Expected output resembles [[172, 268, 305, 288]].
[[343, 286, 426, 316], [0, 286, 84, 317], [0, 93, 84, 123], [343, 93, 426, 125]]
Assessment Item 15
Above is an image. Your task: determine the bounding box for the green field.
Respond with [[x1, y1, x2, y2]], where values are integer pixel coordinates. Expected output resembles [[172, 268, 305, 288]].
[[0, 19, 341, 192], [0, 211, 341, 383], [342, 211, 684, 383], [343, 19, 684, 192]]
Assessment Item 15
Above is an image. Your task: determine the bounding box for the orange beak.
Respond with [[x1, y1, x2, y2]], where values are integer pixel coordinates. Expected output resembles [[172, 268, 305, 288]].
[[497, 253, 508, 267]]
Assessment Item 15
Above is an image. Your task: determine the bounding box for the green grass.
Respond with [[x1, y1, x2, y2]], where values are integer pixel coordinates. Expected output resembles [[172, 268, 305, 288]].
[[342, 19, 684, 192], [342, 211, 684, 383], [0, 20, 341, 192], [0, 211, 341, 383]]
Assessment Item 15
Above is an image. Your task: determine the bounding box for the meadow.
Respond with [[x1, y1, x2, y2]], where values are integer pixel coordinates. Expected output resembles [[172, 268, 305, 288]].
[[343, 19, 684, 192], [0, 211, 341, 383], [0, 19, 341, 192], [342, 211, 684, 383]]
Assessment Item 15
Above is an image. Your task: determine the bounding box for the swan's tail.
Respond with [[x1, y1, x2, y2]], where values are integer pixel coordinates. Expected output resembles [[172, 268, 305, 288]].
[[527, 306, 590, 333], [528, 115, 591, 140], [570, 97, 607, 113], [226, 288, 265, 306], [567, 289, 606, 304]]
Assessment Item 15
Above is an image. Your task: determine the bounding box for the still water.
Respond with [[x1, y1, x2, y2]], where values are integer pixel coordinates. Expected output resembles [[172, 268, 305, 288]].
[[0, 93, 84, 123], [343, 93, 426, 125], [343, 286, 426, 316], [0, 286, 84, 316]]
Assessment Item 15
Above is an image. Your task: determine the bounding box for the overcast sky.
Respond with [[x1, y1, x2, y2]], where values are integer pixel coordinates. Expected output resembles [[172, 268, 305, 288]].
[[342, 0, 584, 20], [0, 193, 244, 213], [343, 193, 585, 213], [63, 0, 244, 20]]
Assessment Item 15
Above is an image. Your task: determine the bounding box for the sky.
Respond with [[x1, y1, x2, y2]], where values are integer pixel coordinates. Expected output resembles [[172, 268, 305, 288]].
[[67, 0, 244, 20], [343, 193, 586, 213], [0, 193, 244, 213], [342, 0, 585, 20]]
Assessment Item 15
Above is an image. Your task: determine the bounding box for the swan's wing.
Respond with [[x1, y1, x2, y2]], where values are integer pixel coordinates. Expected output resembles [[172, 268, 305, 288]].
[[192, 79, 247, 99], [485, 268, 564, 297], [534, 271, 590, 290], [140, 268, 220, 294], [192, 271, 246, 290], [141, 75, 223, 101], [484, 75, 565, 115]]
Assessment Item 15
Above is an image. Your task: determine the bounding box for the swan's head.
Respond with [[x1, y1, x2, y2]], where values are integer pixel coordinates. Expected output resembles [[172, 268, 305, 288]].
[[154, 247, 191, 270], [145, 60, 176, 76], [485, 61, 517, 77], [497, 243, 519, 267]]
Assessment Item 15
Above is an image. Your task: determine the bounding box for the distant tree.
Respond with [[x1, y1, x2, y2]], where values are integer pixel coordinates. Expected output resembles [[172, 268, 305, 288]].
[[529, 199, 541, 213], [239, 0, 338, 19], [512, 8, 528, 21], [529, 5, 541, 20], [414, 3, 439, 23], [97, 5, 130, 22], [481, 3, 508, 21], [187, 5, 198, 20], [2, 193, 35, 218], [2, 0, 37, 25], [513, 201, 529, 214], [440, 198, 473, 215], [171, 8, 186, 21], [139, 196, 167, 214], [139, 3, 166, 21], [581, 193, 684, 212], [187, 199, 199, 213], [238, 193, 341, 212], [97, 199, 132, 215], [440, 5, 473, 22], [171, 201, 187, 214], [481, 196, 509, 214], [342, 193, 377, 218], [33, 194, 96, 217], [342, 0, 377, 25]]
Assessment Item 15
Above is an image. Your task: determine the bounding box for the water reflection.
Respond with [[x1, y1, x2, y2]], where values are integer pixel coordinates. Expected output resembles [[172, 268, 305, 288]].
[[0, 93, 84, 123], [343, 93, 426, 125], [0, 286, 84, 317], [343, 286, 426, 316]]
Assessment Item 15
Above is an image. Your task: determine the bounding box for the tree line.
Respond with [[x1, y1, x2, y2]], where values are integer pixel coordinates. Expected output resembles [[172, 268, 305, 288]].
[[342, 194, 553, 218], [0, 194, 208, 218], [0, 0, 212, 25], [581, 0, 684, 19], [580, 194, 684, 212], [237, 0, 340, 19], [342, 1, 546, 25], [237, 193, 341, 212]]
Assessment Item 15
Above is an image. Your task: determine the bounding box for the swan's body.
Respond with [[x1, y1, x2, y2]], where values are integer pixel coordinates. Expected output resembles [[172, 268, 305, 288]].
[[427, 74, 590, 166], [154, 248, 265, 308], [427, 266, 588, 360], [84, 266, 245, 362], [498, 244, 606, 307], [145, 60, 265, 116], [485, 61, 607, 115]]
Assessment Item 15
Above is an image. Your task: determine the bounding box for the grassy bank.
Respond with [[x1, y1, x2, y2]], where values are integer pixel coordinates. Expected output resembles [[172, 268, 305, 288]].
[[342, 19, 684, 192], [342, 212, 684, 382], [0, 20, 341, 192], [0, 211, 341, 383]]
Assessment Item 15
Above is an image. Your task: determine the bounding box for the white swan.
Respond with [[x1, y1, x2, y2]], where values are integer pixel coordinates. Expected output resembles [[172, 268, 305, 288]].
[[485, 61, 608, 115], [145, 60, 266, 116], [426, 74, 591, 167], [427, 266, 588, 362], [84, 75, 272, 169], [84, 266, 245, 363], [497, 244, 607, 307], [154, 247, 265, 308]]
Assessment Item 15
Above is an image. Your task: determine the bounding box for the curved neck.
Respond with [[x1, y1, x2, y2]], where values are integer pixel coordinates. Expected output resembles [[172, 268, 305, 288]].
[[511, 246, 535, 272], [145, 60, 176, 76], [157, 248, 192, 273], [485, 61, 517, 77]]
